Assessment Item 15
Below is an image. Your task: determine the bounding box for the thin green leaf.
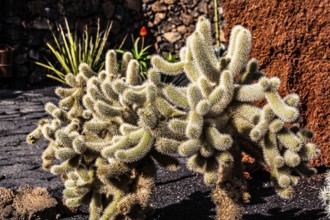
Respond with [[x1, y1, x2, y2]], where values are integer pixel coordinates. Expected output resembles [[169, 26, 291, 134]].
[[46, 74, 67, 84], [46, 43, 71, 74], [59, 25, 75, 74]]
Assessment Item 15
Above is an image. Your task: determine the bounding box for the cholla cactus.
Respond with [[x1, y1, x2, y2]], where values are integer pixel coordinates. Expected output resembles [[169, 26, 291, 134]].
[[320, 170, 330, 218], [27, 16, 319, 220], [27, 50, 180, 219], [151, 17, 319, 219]]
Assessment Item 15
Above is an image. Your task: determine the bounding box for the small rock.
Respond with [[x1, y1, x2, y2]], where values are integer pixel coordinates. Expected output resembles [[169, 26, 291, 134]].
[[164, 32, 181, 43], [152, 1, 167, 12], [161, 21, 174, 32], [164, 0, 177, 4], [198, 2, 208, 14], [181, 13, 192, 25], [177, 25, 187, 34], [154, 13, 166, 25], [168, 14, 182, 26]]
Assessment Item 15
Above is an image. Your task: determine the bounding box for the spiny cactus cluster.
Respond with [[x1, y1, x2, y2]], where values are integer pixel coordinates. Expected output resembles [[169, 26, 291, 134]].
[[320, 170, 330, 218], [27, 16, 320, 220]]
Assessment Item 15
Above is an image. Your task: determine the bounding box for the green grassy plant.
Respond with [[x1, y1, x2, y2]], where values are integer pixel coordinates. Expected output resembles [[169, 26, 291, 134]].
[[36, 18, 111, 84]]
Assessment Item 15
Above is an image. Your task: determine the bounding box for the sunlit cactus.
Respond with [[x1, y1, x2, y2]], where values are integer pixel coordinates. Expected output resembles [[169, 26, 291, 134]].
[[27, 16, 319, 220], [151, 16, 319, 219], [27, 49, 179, 219]]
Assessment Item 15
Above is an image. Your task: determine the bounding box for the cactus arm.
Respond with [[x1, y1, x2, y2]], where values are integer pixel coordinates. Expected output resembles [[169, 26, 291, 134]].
[[163, 85, 189, 109], [126, 60, 140, 85], [99, 190, 123, 220], [115, 131, 154, 163], [105, 50, 118, 78], [190, 32, 221, 82], [120, 52, 133, 76], [155, 137, 181, 155], [151, 55, 184, 75], [227, 27, 251, 76]]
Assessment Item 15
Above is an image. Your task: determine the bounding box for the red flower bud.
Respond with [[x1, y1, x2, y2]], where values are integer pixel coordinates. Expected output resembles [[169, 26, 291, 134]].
[[140, 26, 147, 37]]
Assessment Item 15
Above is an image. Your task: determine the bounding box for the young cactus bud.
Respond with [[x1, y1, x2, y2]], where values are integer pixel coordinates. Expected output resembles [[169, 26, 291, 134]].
[[65, 73, 77, 87], [121, 52, 133, 76], [284, 93, 300, 107], [26, 127, 43, 144], [105, 50, 117, 77], [206, 127, 233, 151], [79, 63, 97, 78], [126, 60, 140, 85], [283, 150, 301, 167], [299, 143, 320, 161]]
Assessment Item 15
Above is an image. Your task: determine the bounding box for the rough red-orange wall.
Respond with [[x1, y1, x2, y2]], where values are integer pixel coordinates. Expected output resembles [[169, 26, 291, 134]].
[[222, 0, 329, 166]]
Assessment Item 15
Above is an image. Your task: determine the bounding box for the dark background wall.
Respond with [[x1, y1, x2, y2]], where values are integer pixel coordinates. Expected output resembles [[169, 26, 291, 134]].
[[0, 0, 221, 89]]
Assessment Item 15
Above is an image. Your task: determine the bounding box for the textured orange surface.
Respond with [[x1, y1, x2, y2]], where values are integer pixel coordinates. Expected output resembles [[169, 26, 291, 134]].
[[222, 0, 330, 166]]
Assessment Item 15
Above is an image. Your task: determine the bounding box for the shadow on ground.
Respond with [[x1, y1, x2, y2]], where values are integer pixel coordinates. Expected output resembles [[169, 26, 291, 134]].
[[147, 191, 215, 220]]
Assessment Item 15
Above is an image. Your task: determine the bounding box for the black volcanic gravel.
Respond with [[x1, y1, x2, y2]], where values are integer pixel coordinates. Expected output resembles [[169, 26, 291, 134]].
[[0, 87, 327, 220]]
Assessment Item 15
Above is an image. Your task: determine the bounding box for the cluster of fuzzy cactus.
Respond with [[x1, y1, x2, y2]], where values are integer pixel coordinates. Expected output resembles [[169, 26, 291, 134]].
[[27, 17, 320, 220]]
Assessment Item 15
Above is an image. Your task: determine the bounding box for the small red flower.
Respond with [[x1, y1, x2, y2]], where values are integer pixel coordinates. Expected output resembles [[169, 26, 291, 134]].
[[139, 26, 147, 37]]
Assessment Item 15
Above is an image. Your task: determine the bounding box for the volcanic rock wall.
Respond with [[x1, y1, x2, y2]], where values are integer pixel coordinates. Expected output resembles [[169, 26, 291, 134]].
[[221, 0, 330, 167]]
